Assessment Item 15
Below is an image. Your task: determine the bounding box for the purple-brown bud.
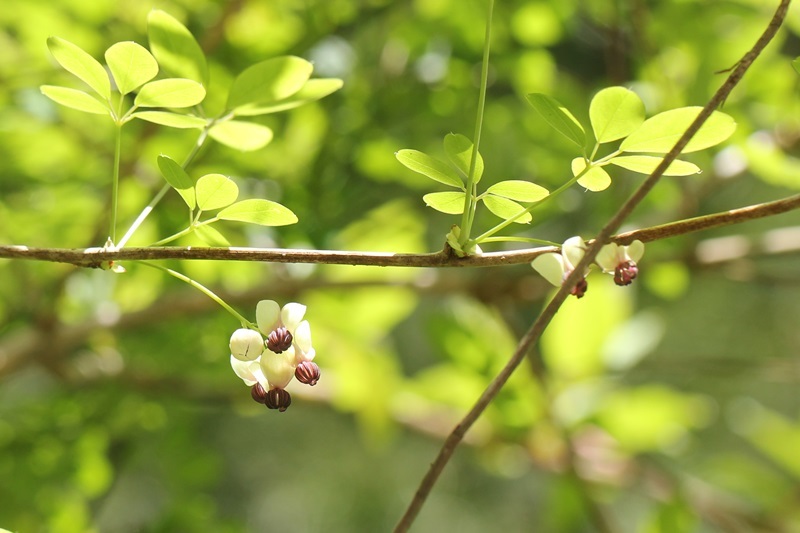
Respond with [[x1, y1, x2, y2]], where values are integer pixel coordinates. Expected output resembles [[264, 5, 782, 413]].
[[614, 260, 638, 286], [251, 382, 268, 404], [267, 327, 293, 353], [571, 277, 588, 298], [295, 361, 320, 386], [265, 388, 292, 412]]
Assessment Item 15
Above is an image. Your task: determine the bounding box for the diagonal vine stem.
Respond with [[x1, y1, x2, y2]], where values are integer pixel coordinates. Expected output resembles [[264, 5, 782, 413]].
[[392, 1, 791, 531]]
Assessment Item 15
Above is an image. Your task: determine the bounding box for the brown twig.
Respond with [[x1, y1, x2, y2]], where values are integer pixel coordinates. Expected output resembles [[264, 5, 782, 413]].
[[2, 191, 800, 268], [392, 1, 791, 531]]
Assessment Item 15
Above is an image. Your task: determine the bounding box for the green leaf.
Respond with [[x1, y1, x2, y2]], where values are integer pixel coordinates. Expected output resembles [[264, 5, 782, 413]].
[[443, 133, 484, 182], [195, 174, 238, 211], [147, 10, 209, 85], [482, 195, 532, 224], [234, 78, 343, 116], [608, 155, 701, 176], [218, 199, 298, 226], [156, 154, 195, 209], [589, 86, 645, 143], [395, 150, 463, 188], [486, 180, 549, 202], [208, 121, 274, 151], [46, 36, 111, 100], [526, 93, 585, 147], [104, 41, 158, 95], [620, 107, 736, 154], [227, 57, 313, 113], [194, 224, 230, 247], [40, 85, 110, 115], [571, 158, 612, 192], [130, 111, 207, 129], [134, 78, 205, 108], [422, 191, 466, 214]]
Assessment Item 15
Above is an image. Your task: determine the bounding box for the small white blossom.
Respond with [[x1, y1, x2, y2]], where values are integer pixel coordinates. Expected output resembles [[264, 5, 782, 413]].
[[531, 236, 589, 297], [596, 240, 644, 286]]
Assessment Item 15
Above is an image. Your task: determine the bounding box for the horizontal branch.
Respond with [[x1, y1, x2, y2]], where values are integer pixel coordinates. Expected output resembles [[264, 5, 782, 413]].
[[2, 192, 800, 268]]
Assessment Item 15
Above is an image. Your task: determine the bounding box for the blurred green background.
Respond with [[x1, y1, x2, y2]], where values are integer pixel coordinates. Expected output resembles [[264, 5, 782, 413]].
[[2, 0, 800, 531]]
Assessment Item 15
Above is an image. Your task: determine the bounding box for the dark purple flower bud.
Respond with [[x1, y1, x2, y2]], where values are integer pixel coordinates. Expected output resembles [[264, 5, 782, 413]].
[[571, 277, 588, 298], [295, 361, 320, 386], [614, 260, 638, 286], [251, 383, 268, 404], [265, 388, 292, 412], [267, 327, 293, 353]]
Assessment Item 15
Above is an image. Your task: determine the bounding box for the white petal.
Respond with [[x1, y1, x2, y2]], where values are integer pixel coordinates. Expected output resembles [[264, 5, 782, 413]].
[[295, 347, 315, 364], [532, 253, 567, 287], [260, 350, 296, 389], [256, 300, 280, 334], [562, 236, 586, 269], [293, 320, 313, 353], [229, 328, 264, 361], [230, 355, 258, 386], [626, 240, 645, 262], [595, 243, 620, 272], [281, 302, 307, 333]]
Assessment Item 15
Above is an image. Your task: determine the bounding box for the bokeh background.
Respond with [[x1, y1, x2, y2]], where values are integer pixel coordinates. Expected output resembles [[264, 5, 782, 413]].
[[2, 0, 800, 531]]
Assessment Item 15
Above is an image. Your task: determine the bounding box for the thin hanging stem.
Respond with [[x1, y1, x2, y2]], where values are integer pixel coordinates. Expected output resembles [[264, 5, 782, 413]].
[[136, 261, 253, 327], [458, 0, 494, 247]]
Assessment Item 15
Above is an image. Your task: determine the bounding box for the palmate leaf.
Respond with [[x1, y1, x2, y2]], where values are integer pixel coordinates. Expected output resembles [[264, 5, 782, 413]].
[[608, 155, 701, 176], [105, 41, 158, 95], [422, 191, 466, 214], [218, 199, 298, 226], [571, 158, 612, 192], [526, 93, 585, 148], [195, 174, 238, 211], [156, 154, 195, 209], [235, 78, 343, 116], [227, 57, 313, 114], [443, 133, 484, 182], [46, 36, 111, 100], [131, 111, 207, 129], [134, 78, 205, 108], [40, 86, 110, 115], [147, 10, 209, 85], [589, 87, 645, 143], [208, 121, 274, 151], [395, 149, 463, 188], [486, 180, 549, 202], [620, 107, 736, 154], [482, 195, 532, 224]]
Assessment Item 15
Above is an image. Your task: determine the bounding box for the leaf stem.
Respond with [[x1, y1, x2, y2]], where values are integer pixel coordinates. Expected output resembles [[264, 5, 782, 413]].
[[110, 125, 122, 243], [135, 261, 253, 327], [118, 127, 210, 248], [458, 0, 494, 248]]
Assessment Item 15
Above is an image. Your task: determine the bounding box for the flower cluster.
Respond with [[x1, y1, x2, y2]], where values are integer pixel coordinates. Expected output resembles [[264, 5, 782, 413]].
[[531, 237, 644, 297], [229, 300, 319, 412]]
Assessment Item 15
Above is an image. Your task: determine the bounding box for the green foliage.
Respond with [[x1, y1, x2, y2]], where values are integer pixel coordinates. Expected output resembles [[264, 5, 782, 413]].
[[619, 107, 736, 153], [227, 56, 313, 114], [104, 42, 159, 96], [589, 86, 645, 143], [147, 10, 209, 85], [46, 36, 111, 100], [4, 2, 800, 532], [526, 93, 586, 147]]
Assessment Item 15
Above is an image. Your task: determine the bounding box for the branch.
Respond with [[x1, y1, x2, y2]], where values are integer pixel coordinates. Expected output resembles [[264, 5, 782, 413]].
[[2, 191, 800, 268], [392, 1, 791, 530]]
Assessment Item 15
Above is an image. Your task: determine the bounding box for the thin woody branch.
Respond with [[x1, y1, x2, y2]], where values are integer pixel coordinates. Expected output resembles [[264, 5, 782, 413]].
[[2, 191, 800, 268], [392, 1, 791, 531]]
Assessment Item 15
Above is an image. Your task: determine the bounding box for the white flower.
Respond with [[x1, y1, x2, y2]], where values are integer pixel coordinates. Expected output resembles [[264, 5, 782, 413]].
[[531, 236, 589, 297], [596, 240, 644, 286], [256, 300, 315, 364], [229, 328, 264, 362]]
